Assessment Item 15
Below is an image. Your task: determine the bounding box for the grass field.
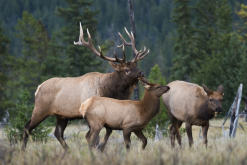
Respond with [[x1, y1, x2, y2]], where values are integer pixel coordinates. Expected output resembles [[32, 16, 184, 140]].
[[1, 118, 247, 165]]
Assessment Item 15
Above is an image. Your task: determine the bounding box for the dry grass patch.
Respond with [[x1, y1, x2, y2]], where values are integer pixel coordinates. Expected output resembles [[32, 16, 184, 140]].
[[1, 119, 247, 165]]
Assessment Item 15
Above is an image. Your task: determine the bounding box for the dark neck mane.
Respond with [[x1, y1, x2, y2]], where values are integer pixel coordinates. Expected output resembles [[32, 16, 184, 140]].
[[101, 71, 138, 100], [197, 99, 214, 120]]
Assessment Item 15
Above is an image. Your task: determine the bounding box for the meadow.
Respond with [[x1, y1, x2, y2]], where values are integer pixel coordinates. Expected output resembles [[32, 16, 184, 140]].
[[1, 118, 247, 165]]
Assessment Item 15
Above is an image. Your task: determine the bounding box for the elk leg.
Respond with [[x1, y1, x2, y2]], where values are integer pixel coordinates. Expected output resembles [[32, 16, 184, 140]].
[[170, 125, 176, 148], [123, 129, 132, 151], [85, 129, 91, 139], [202, 121, 209, 147], [87, 126, 102, 150], [134, 131, 147, 149], [54, 116, 69, 150], [176, 120, 183, 147], [85, 127, 99, 146], [185, 122, 193, 147], [97, 128, 112, 152], [22, 115, 47, 151], [170, 116, 181, 148]]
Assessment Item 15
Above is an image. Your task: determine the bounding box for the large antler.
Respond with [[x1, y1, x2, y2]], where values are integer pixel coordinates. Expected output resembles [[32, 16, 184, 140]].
[[117, 27, 149, 62], [74, 22, 126, 63]]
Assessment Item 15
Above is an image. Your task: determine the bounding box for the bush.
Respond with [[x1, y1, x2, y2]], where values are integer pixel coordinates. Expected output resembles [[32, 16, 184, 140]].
[[4, 88, 52, 143]]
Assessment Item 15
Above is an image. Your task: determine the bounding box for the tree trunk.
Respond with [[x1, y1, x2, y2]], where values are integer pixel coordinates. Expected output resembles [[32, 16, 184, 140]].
[[128, 0, 139, 100]]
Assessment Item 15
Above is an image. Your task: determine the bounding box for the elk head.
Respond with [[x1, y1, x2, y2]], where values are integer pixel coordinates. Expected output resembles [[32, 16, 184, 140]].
[[74, 22, 149, 81], [202, 84, 224, 115], [139, 78, 170, 97]]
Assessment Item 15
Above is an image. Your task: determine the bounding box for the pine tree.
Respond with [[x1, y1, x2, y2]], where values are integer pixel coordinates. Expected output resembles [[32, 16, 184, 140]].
[[193, 0, 233, 112], [55, 0, 101, 77], [14, 11, 50, 95], [0, 24, 13, 120], [171, 0, 200, 81]]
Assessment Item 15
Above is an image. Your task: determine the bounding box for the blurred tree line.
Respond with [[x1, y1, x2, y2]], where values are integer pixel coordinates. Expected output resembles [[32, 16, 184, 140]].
[[0, 0, 247, 123]]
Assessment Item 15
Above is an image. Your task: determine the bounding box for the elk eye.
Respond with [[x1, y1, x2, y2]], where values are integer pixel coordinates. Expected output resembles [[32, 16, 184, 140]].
[[124, 68, 130, 74], [209, 99, 212, 101], [156, 86, 160, 89]]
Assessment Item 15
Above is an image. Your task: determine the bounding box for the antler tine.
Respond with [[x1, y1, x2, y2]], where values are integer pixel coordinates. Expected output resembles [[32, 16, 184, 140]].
[[117, 27, 150, 62], [136, 49, 150, 62], [122, 45, 126, 63], [74, 22, 84, 45], [137, 46, 146, 58], [117, 28, 139, 54], [74, 22, 124, 63], [117, 32, 131, 47], [113, 51, 123, 64], [131, 47, 150, 62]]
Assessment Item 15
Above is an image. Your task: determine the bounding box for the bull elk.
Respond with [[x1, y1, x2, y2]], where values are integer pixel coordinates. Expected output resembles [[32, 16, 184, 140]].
[[79, 78, 170, 151], [162, 81, 224, 147], [22, 22, 150, 151]]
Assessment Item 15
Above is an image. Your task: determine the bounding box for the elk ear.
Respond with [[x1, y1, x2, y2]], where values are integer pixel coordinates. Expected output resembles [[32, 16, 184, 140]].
[[140, 80, 150, 89], [109, 62, 121, 71], [202, 84, 209, 93], [202, 84, 213, 95], [217, 85, 224, 94]]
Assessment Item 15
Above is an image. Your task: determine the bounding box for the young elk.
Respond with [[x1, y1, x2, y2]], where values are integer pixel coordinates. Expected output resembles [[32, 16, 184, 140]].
[[162, 81, 224, 147], [22, 22, 150, 151], [79, 78, 170, 151]]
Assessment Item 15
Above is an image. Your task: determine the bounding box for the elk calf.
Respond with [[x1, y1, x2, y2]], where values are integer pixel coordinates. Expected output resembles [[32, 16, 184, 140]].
[[162, 81, 224, 147], [79, 78, 170, 151]]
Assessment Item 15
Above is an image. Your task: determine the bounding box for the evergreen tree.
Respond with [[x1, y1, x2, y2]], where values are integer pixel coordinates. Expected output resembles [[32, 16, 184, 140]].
[[143, 64, 169, 136], [4, 89, 52, 143], [235, 4, 247, 42], [55, 0, 101, 77], [193, 0, 233, 112], [0, 24, 13, 120], [171, 0, 200, 81], [14, 11, 50, 95]]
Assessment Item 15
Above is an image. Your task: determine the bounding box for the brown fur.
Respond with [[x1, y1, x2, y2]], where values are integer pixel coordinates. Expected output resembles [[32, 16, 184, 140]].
[[21, 62, 145, 151], [162, 81, 224, 147], [79, 79, 170, 151], [22, 24, 150, 151]]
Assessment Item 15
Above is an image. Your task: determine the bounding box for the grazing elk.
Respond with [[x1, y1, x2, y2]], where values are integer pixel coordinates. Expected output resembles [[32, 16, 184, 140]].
[[22, 22, 150, 151], [79, 78, 170, 151], [162, 81, 224, 147]]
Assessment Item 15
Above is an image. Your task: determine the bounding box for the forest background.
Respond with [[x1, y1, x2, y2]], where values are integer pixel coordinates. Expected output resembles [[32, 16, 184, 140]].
[[0, 0, 247, 129]]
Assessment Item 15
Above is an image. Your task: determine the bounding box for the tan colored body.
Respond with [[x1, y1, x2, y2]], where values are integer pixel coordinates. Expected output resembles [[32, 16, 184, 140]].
[[162, 81, 224, 147], [80, 80, 170, 151], [21, 24, 150, 151], [34, 72, 136, 119], [81, 97, 157, 131]]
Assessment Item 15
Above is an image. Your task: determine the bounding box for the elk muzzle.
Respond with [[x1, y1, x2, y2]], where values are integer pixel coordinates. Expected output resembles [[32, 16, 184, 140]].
[[215, 107, 222, 114], [139, 71, 145, 77]]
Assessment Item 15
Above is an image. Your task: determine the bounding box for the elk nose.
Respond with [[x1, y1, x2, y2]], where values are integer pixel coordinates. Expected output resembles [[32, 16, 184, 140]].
[[139, 71, 145, 77], [215, 107, 222, 113]]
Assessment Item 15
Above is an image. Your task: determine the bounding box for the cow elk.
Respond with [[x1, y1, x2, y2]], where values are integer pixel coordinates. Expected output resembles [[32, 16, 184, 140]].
[[162, 81, 224, 147], [22, 22, 150, 151], [79, 78, 170, 151]]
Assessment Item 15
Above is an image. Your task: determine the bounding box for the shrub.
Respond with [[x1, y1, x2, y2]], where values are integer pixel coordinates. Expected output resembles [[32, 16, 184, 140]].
[[4, 88, 52, 143]]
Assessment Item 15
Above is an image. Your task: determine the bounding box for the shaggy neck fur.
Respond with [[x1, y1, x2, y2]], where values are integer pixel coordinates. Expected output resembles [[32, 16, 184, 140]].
[[197, 99, 215, 120], [102, 71, 138, 100]]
